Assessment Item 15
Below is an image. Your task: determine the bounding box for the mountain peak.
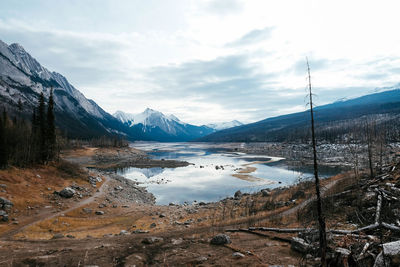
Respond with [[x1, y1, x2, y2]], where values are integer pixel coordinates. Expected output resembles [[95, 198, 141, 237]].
[[9, 43, 26, 53], [206, 120, 243, 131]]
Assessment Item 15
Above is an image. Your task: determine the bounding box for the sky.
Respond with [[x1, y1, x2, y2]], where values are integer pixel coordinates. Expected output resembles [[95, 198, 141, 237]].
[[1, 0, 400, 125]]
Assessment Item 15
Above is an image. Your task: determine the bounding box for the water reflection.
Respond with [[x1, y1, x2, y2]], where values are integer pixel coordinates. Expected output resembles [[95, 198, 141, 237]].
[[117, 142, 342, 205]]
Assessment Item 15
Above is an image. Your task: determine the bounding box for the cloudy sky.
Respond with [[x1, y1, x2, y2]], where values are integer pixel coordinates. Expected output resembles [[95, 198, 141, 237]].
[[1, 0, 400, 125]]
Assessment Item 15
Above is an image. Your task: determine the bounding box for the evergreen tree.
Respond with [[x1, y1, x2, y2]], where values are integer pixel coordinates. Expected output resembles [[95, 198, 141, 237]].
[[38, 93, 47, 162], [0, 115, 7, 168], [17, 99, 23, 112], [46, 88, 56, 161]]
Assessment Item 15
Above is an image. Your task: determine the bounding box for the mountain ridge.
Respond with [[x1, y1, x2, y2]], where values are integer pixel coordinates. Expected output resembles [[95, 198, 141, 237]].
[[198, 88, 400, 142], [0, 40, 129, 139]]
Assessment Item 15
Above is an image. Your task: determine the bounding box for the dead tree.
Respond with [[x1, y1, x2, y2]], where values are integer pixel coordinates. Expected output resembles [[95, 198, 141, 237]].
[[365, 120, 375, 178], [307, 58, 327, 266]]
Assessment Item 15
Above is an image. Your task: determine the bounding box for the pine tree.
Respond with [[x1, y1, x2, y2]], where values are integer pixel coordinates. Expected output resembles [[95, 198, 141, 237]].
[[46, 88, 56, 161], [17, 99, 23, 112], [38, 93, 47, 163], [0, 115, 7, 168]]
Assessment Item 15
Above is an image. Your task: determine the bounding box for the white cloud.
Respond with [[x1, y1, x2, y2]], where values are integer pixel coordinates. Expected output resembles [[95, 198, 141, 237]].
[[1, 0, 400, 125]]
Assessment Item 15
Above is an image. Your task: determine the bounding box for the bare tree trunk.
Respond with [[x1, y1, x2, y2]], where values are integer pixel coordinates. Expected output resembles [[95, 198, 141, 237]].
[[307, 59, 327, 266], [365, 120, 375, 178]]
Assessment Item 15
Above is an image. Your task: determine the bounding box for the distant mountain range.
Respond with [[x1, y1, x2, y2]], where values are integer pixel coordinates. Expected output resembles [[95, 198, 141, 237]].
[[198, 88, 400, 142], [0, 40, 241, 142], [113, 109, 242, 141], [2, 39, 400, 143]]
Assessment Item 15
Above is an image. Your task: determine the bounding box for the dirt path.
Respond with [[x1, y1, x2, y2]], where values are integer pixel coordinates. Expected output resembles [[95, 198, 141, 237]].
[[0, 175, 110, 240], [280, 175, 344, 217]]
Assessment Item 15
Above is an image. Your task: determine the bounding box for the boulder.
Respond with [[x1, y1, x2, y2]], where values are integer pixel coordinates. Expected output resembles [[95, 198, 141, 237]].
[[171, 238, 183, 245], [210, 234, 231, 245], [234, 190, 242, 199], [380, 240, 400, 266], [261, 189, 270, 197], [59, 187, 75, 198], [142, 236, 163, 244], [133, 229, 149, 234], [52, 233, 64, 239], [291, 237, 311, 254], [95, 211, 104, 215], [119, 230, 129, 235], [232, 252, 245, 259], [0, 197, 13, 208], [82, 208, 92, 214], [195, 256, 208, 263]]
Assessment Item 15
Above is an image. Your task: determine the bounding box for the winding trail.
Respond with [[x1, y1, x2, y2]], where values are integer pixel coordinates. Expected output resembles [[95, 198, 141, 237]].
[[0, 175, 110, 240]]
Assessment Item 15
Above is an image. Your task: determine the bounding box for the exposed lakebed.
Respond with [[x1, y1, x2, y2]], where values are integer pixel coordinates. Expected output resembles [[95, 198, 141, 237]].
[[117, 142, 341, 205]]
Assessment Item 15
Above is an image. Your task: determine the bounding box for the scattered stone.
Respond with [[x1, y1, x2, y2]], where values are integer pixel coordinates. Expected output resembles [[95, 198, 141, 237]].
[[114, 186, 123, 191], [133, 229, 149, 234], [59, 187, 75, 198], [95, 211, 104, 215], [210, 234, 231, 245], [195, 256, 208, 263], [234, 190, 242, 199], [159, 213, 166, 218], [232, 252, 245, 259], [66, 235, 75, 239], [120, 230, 129, 235], [52, 233, 64, 239], [0, 197, 13, 209], [291, 237, 311, 254], [261, 189, 270, 197], [112, 204, 118, 208], [1, 214, 9, 222], [142, 236, 163, 244], [171, 238, 183, 245], [150, 223, 157, 228], [82, 208, 92, 214], [184, 219, 193, 225]]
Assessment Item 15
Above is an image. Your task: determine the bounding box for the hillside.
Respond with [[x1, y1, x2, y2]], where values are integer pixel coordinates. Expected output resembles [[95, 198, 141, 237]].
[[199, 88, 400, 142], [0, 40, 129, 139]]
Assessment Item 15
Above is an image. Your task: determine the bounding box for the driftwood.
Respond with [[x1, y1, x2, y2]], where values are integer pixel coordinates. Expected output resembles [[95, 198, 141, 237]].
[[227, 228, 292, 243], [375, 193, 382, 224], [227, 222, 398, 237]]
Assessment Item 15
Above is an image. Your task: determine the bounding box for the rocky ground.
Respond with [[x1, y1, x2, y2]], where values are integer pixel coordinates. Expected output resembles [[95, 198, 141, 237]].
[[0, 145, 399, 266]]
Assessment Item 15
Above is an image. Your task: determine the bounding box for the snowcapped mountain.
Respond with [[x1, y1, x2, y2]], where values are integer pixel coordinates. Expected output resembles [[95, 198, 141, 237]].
[[206, 120, 243, 131], [0, 40, 128, 138], [114, 109, 214, 141]]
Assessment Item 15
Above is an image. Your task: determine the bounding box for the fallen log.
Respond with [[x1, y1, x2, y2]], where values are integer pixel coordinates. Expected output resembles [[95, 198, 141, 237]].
[[375, 193, 382, 224], [232, 228, 292, 243]]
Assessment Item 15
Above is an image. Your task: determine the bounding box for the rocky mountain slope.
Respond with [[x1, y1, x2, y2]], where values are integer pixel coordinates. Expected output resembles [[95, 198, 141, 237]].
[[0, 40, 129, 138]]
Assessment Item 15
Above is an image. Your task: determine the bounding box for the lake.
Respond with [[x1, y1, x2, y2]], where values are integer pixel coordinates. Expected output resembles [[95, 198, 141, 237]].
[[117, 142, 340, 205]]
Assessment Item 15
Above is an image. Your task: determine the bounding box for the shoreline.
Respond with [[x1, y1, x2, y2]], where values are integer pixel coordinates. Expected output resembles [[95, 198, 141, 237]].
[[0, 143, 368, 266]]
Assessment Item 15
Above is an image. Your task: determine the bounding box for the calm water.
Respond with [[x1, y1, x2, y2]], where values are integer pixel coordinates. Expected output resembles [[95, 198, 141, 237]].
[[117, 142, 340, 205]]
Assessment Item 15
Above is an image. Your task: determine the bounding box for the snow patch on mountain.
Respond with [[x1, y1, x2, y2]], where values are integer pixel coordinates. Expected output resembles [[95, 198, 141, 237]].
[[113, 108, 184, 132], [206, 120, 243, 131]]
